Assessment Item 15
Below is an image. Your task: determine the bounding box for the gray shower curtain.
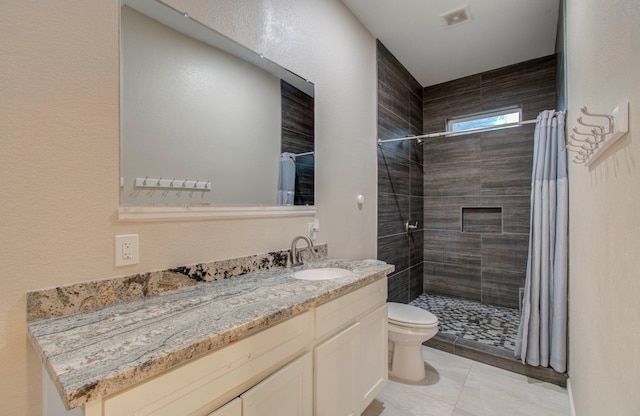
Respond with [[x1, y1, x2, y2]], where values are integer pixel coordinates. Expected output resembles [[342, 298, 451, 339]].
[[516, 110, 568, 373], [278, 152, 296, 206]]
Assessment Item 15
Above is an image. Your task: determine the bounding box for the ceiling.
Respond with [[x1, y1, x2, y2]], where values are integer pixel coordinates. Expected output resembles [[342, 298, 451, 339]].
[[341, 0, 560, 87]]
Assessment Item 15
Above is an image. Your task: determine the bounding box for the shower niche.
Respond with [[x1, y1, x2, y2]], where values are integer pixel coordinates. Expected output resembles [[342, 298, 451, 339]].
[[461, 207, 503, 234]]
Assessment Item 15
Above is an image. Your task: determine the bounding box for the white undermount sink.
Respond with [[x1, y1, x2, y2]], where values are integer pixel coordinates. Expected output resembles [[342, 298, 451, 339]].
[[292, 267, 355, 281]]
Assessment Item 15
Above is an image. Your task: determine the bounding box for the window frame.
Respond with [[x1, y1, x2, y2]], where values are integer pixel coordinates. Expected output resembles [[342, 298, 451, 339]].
[[446, 107, 522, 133]]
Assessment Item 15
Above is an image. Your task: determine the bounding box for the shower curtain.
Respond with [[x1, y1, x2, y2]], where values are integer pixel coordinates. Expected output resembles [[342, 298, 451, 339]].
[[277, 152, 296, 205], [516, 110, 568, 373]]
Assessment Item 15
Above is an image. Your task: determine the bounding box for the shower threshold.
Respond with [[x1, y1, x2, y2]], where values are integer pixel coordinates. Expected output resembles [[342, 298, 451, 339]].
[[410, 294, 567, 387]]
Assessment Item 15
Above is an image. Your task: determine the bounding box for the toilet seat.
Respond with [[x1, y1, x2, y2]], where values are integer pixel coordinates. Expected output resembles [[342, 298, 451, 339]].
[[388, 302, 438, 328]]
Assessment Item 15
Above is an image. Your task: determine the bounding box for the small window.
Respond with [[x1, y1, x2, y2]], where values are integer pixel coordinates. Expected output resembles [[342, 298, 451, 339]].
[[447, 108, 521, 133]]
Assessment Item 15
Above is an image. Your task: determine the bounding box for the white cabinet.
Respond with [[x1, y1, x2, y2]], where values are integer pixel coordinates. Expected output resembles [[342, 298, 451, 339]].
[[315, 323, 360, 416], [207, 398, 241, 416], [357, 304, 388, 413], [242, 352, 312, 416], [209, 352, 312, 416], [314, 279, 388, 416]]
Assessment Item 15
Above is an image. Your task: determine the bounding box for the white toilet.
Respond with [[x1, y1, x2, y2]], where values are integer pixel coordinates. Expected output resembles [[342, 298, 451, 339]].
[[387, 302, 439, 382]]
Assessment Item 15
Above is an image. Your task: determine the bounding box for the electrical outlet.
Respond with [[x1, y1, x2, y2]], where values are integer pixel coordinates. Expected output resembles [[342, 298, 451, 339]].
[[116, 234, 139, 266], [122, 241, 133, 260], [307, 219, 319, 240]]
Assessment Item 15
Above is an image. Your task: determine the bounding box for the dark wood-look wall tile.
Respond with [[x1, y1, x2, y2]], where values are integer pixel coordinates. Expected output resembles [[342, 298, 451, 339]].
[[377, 41, 424, 300], [481, 56, 556, 102], [481, 234, 529, 271], [424, 162, 481, 198], [410, 92, 424, 137], [485, 92, 557, 120], [519, 92, 557, 121], [281, 129, 314, 154], [410, 160, 424, 197], [479, 127, 535, 160], [410, 140, 424, 166], [483, 195, 531, 234], [410, 229, 424, 267], [281, 80, 314, 137], [481, 154, 533, 196], [378, 193, 410, 237], [423, 74, 482, 102], [410, 263, 424, 302], [423, 89, 482, 134], [378, 148, 410, 195], [378, 63, 410, 120], [424, 134, 481, 166], [410, 196, 424, 229], [378, 234, 410, 273], [424, 197, 480, 231], [378, 104, 410, 143], [481, 57, 556, 121], [424, 262, 481, 301], [423, 134, 481, 198], [388, 269, 410, 303], [482, 267, 525, 309], [424, 229, 481, 267]]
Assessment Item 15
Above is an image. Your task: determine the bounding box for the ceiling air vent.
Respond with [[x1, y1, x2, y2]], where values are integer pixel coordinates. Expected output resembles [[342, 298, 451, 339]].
[[440, 5, 471, 28]]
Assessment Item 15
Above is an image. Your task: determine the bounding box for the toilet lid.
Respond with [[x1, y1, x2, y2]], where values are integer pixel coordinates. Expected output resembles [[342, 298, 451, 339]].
[[388, 302, 438, 326]]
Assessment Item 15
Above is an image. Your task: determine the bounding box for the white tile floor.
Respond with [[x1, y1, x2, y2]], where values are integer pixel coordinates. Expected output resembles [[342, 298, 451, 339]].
[[362, 346, 571, 416]]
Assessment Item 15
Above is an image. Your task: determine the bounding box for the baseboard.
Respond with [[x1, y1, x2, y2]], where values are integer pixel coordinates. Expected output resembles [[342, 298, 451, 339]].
[[567, 377, 576, 416]]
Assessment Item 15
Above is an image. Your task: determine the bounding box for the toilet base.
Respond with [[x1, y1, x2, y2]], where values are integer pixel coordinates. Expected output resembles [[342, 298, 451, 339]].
[[389, 341, 426, 382]]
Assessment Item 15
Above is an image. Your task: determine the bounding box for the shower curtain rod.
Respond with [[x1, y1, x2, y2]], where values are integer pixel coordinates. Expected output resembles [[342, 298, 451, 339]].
[[377, 118, 539, 145], [294, 151, 314, 157]]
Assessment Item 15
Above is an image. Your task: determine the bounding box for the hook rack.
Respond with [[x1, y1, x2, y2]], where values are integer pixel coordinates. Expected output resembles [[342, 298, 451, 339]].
[[134, 177, 211, 191], [567, 101, 629, 166]]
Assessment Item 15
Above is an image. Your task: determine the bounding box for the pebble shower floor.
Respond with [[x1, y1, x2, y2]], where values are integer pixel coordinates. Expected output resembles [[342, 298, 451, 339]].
[[410, 294, 520, 351]]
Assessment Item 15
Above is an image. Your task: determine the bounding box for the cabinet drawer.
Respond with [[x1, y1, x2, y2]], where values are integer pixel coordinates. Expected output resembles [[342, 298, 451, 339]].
[[314, 279, 386, 340], [103, 312, 312, 416]]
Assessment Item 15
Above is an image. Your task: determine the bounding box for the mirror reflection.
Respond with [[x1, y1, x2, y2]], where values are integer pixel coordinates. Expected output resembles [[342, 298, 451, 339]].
[[120, 0, 314, 207]]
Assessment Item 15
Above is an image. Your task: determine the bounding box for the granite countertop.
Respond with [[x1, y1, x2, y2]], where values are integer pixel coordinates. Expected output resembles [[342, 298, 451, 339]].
[[27, 258, 393, 410]]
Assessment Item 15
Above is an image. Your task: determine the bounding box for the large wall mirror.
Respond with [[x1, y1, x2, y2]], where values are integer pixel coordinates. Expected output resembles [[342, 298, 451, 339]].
[[119, 0, 315, 220]]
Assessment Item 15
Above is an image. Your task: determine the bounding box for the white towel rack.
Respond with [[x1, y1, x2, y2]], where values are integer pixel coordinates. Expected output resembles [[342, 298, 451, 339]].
[[134, 177, 211, 191], [567, 101, 629, 165]]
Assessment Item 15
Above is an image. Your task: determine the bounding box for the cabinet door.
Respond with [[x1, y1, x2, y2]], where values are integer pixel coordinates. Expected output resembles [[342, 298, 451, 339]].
[[207, 398, 241, 416], [241, 352, 312, 416], [315, 323, 360, 416], [358, 304, 388, 413]]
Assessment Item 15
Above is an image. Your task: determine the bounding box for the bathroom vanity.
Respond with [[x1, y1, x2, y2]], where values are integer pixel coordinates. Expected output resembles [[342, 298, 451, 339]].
[[29, 258, 393, 416]]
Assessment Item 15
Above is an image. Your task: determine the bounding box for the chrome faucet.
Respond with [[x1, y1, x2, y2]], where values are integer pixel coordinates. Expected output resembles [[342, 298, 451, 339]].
[[289, 235, 315, 267]]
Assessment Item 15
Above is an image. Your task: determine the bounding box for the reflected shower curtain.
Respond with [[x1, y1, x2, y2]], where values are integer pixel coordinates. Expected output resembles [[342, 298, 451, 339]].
[[516, 110, 568, 373], [277, 152, 296, 205]]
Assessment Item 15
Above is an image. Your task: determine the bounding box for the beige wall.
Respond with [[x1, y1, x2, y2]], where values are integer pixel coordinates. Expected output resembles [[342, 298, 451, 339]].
[[566, 0, 640, 414], [0, 1, 377, 414]]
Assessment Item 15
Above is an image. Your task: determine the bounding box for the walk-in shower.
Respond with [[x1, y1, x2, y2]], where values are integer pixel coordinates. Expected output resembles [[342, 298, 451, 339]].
[[377, 41, 566, 385]]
